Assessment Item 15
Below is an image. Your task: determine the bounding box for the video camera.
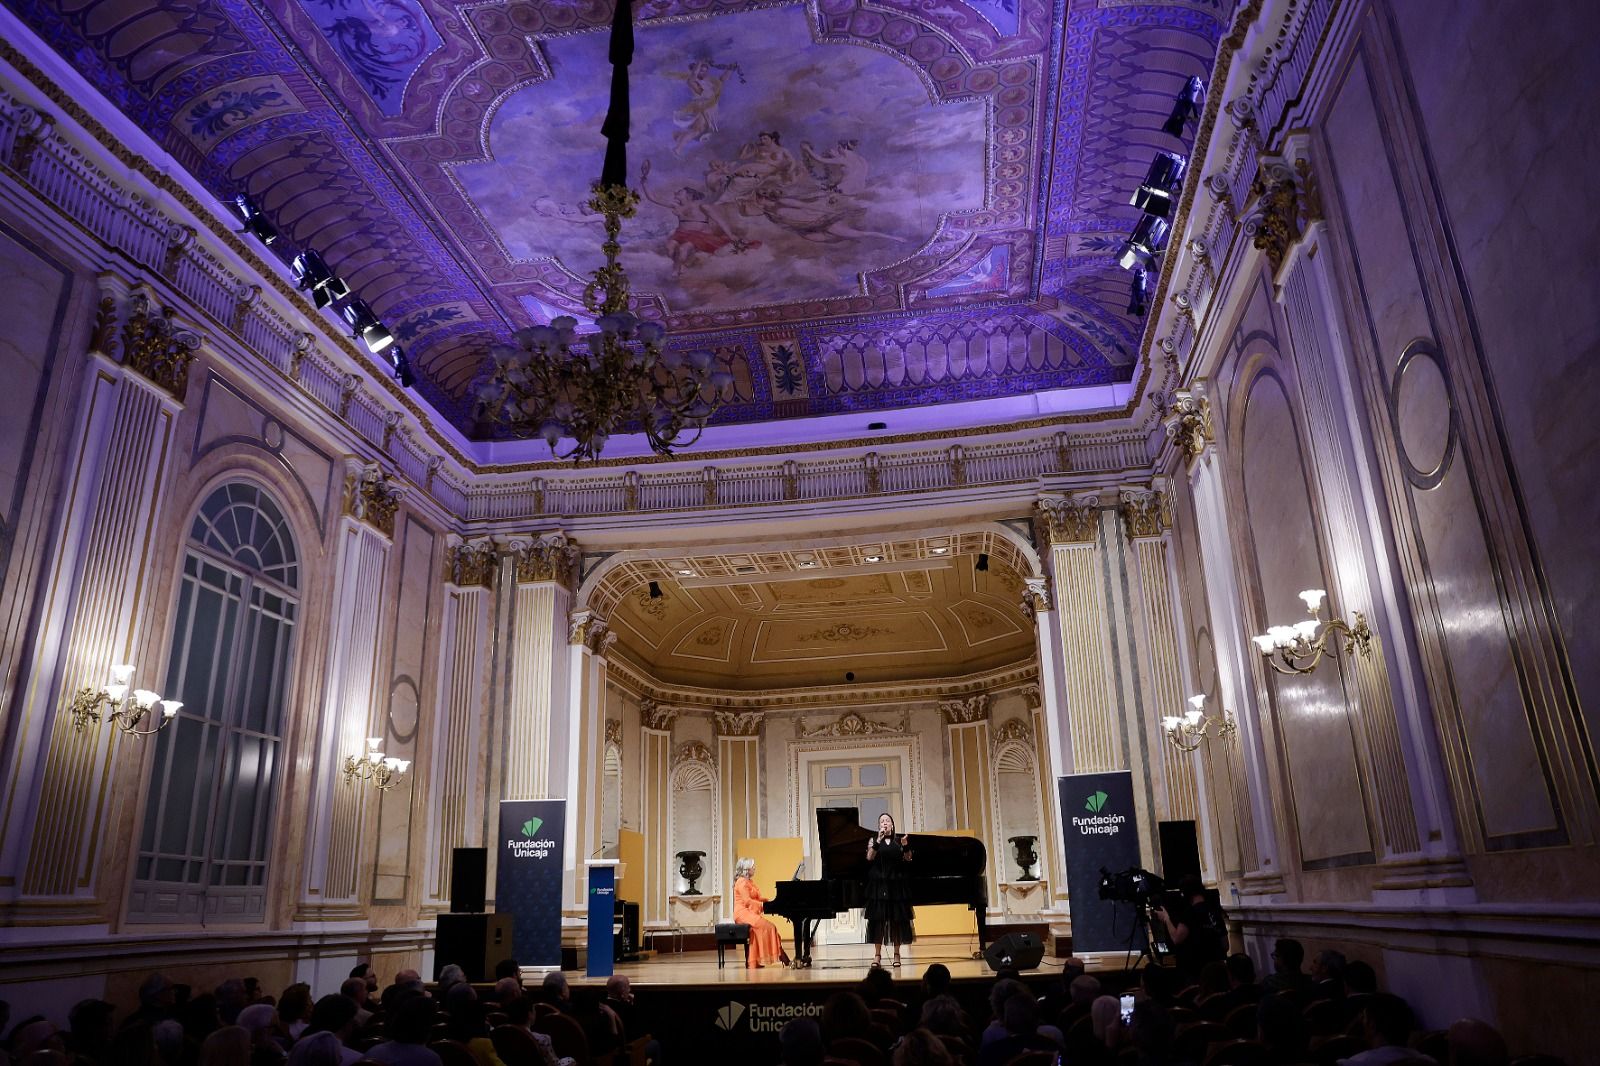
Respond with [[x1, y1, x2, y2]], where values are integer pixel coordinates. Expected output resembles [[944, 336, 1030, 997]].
[[1097, 866, 1166, 904]]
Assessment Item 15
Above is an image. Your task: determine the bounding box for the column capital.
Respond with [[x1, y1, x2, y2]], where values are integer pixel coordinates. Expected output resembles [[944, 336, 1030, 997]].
[[98, 286, 204, 402], [1162, 385, 1214, 463], [568, 610, 613, 655], [938, 693, 990, 726], [1034, 493, 1101, 547], [639, 698, 677, 732], [714, 710, 762, 737], [508, 532, 580, 587], [1243, 152, 1324, 275], [342, 461, 403, 538], [1020, 576, 1052, 618], [1119, 483, 1173, 540], [1020, 683, 1043, 711], [443, 537, 497, 588]]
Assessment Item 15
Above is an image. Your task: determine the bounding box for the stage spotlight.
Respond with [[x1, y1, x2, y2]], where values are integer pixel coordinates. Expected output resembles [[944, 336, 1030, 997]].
[[1131, 152, 1186, 218], [229, 194, 279, 245], [976, 552, 990, 572], [342, 298, 394, 354], [648, 580, 662, 599], [1116, 215, 1169, 271], [1128, 268, 1149, 316], [389, 346, 415, 388], [292, 250, 350, 309], [1161, 75, 1205, 138]]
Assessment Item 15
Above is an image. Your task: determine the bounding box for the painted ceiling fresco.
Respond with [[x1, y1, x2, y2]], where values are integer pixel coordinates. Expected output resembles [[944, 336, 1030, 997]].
[[5, 0, 1225, 437]]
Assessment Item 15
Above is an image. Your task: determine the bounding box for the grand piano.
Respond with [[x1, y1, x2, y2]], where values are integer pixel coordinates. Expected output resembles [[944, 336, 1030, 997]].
[[767, 807, 988, 966]]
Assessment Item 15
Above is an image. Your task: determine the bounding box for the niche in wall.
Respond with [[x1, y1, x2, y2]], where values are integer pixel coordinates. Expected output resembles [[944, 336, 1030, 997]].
[[994, 723, 1043, 881]]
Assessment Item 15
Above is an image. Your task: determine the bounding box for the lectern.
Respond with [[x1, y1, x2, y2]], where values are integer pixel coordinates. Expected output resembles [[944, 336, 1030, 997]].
[[586, 859, 622, 978]]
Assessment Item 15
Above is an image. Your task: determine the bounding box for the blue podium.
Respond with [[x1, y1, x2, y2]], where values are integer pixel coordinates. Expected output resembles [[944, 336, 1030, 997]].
[[586, 859, 621, 977]]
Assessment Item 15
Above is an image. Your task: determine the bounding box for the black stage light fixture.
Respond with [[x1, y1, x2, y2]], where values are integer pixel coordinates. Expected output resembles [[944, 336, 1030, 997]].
[[342, 297, 394, 354], [1117, 215, 1169, 272], [230, 194, 279, 245], [1162, 75, 1205, 138], [389, 346, 415, 388], [976, 552, 990, 572], [1131, 152, 1186, 218], [648, 580, 662, 599], [292, 250, 350, 309], [1128, 268, 1149, 316]]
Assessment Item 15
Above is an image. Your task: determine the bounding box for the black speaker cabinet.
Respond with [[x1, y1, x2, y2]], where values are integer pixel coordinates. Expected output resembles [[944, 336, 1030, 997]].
[[450, 847, 487, 913], [1158, 820, 1201, 883], [434, 912, 513, 981], [614, 899, 640, 962], [983, 931, 1045, 972]]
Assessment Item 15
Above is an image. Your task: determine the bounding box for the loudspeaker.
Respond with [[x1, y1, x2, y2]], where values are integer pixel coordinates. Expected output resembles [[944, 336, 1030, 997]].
[[983, 931, 1045, 972], [1158, 820, 1201, 884], [434, 912, 513, 981], [614, 899, 640, 962], [450, 847, 487, 913]]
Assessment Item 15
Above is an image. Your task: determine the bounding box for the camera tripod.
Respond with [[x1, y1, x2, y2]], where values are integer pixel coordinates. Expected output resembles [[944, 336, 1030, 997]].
[[1115, 900, 1167, 974]]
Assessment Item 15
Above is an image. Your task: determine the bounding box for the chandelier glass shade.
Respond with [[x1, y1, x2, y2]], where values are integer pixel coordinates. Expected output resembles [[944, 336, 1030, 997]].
[[1252, 588, 1374, 675], [475, 185, 732, 462]]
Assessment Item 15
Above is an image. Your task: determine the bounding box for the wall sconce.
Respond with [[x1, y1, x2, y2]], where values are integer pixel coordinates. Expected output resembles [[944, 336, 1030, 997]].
[[342, 737, 409, 791], [69, 664, 180, 737], [1252, 588, 1373, 675], [1161, 694, 1236, 753]]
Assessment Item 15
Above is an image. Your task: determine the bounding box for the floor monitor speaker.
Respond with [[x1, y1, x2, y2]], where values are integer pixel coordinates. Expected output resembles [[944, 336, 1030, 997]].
[[983, 931, 1045, 972], [450, 847, 487, 913], [434, 912, 513, 982]]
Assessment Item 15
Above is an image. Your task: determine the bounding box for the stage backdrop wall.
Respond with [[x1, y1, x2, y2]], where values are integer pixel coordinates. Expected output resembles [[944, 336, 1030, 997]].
[[1058, 771, 1141, 953], [497, 800, 566, 967], [736, 836, 803, 943]]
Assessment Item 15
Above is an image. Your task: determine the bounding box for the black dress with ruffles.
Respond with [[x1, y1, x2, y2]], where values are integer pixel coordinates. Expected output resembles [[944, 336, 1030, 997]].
[[864, 836, 916, 946]]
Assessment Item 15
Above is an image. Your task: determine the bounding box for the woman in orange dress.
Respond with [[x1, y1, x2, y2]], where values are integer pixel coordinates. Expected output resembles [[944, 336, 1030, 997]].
[[732, 857, 790, 968]]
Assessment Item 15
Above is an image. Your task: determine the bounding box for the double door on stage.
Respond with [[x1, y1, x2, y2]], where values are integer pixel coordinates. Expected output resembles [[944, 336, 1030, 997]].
[[803, 755, 903, 946]]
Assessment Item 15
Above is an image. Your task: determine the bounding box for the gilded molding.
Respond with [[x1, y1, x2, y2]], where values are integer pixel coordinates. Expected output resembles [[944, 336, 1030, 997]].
[[570, 611, 613, 655], [1243, 155, 1323, 274], [161, 223, 195, 280], [604, 719, 623, 747], [938, 693, 990, 726], [120, 291, 202, 401], [7, 105, 52, 176], [640, 698, 677, 732], [445, 539, 497, 588], [993, 718, 1032, 747], [1034, 494, 1101, 546], [1163, 388, 1213, 461], [1020, 683, 1042, 710], [673, 740, 715, 766], [89, 294, 118, 359], [1120, 487, 1172, 540], [797, 711, 908, 738], [714, 710, 762, 737], [343, 463, 403, 537], [1020, 576, 1052, 618], [510, 533, 580, 587]]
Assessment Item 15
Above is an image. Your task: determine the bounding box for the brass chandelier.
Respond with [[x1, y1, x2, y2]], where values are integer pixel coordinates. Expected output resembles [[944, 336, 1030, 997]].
[[474, 0, 730, 463], [1252, 588, 1374, 676]]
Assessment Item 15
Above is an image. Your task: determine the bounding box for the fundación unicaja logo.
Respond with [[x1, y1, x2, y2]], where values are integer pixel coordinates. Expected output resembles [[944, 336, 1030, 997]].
[[521, 817, 543, 837], [1072, 789, 1125, 836], [715, 1002, 746, 1031], [1084, 790, 1109, 813]]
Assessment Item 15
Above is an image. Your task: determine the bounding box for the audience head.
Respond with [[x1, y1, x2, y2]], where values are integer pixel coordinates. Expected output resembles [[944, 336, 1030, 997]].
[[386, 996, 436, 1045], [493, 958, 521, 981], [1198, 960, 1230, 997], [1061, 956, 1087, 982], [338, 978, 368, 1007], [987, 978, 1025, 1023], [820, 991, 871, 1043], [892, 1029, 953, 1066], [285, 1032, 342, 1066], [307, 995, 358, 1038], [604, 975, 632, 1003], [181, 994, 222, 1040], [1069, 974, 1102, 1007], [1179, 874, 1206, 902], [1000, 992, 1039, 1038], [234, 1005, 276, 1046], [1271, 938, 1305, 974], [778, 1017, 824, 1066], [503, 998, 534, 1027], [1090, 996, 1122, 1043], [1131, 1001, 1176, 1059], [541, 971, 570, 1004], [1345, 960, 1378, 994], [349, 964, 379, 996], [1225, 952, 1257, 988], [139, 975, 176, 1015], [1312, 948, 1348, 984], [67, 999, 115, 1048], [493, 977, 521, 1005], [860, 967, 894, 1004], [277, 984, 313, 1025], [198, 1026, 250, 1066], [1448, 1018, 1509, 1066], [214, 981, 247, 1024], [392, 969, 420, 988], [152, 1019, 184, 1065], [1357, 994, 1413, 1049], [920, 963, 951, 999], [919, 996, 963, 1037], [1139, 961, 1176, 1004], [13, 1021, 64, 1059], [436, 964, 466, 996]]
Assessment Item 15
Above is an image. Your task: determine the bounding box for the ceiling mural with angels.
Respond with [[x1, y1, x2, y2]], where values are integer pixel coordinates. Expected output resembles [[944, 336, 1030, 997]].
[[3, 0, 1225, 437]]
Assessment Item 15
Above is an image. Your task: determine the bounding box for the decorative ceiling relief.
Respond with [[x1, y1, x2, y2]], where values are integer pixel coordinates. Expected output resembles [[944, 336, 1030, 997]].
[[8, 0, 1222, 438]]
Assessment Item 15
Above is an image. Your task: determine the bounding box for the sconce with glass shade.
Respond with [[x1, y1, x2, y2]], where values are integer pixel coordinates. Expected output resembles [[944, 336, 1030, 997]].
[[68, 664, 181, 737], [1252, 588, 1374, 675], [342, 736, 409, 791], [1161, 694, 1236, 753]]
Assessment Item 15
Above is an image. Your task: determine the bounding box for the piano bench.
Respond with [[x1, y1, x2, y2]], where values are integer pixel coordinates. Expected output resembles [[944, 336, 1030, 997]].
[[714, 922, 750, 969]]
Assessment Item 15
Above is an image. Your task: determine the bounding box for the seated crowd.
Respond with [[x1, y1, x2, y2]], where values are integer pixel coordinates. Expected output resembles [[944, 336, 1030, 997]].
[[0, 963, 648, 1066], [775, 940, 1559, 1066]]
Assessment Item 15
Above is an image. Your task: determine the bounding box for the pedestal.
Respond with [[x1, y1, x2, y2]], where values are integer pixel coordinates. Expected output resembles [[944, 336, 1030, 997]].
[[669, 893, 721, 931], [999, 880, 1050, 916], [586, 859, 621, 978]]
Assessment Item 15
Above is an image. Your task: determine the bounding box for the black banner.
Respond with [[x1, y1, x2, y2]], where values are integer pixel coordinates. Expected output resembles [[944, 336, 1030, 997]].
[[497, 799, 566, 967], [1058, 770, 1142, 952]]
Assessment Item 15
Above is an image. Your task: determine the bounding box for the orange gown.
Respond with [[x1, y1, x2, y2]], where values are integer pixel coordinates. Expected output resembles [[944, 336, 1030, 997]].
[[733, 876, 786, 968]]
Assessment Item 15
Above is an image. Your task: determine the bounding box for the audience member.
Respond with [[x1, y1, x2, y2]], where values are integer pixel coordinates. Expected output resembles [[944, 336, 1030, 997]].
[[215, 983, 249, 1027], [303, 996, 361, 1066], [500, 998, 565, 1066], [1345, 960, 1379, 996], [435, 966, 467, 1003], [1258, 993, 1311, 1064], [234, 1005, 283, 1066], [364, 995, 440, 1066], [491, 978, 520, 1008], [380, 973, 423, 1013], [275, 987, 312, 1045], [1337, 994, 1424, 1066], [1059, 973, 1102, 1030], [978, 978, 1027, 1047], [1312, 949, 1349, 999], [918, 996, 965, 1041], [128, 976, 177, 1031], [443, 990, 503, 1066], [1129, 1001, 1180, 1066], [1091, 995, 1126, 1056], [152, 1019, 185, 1066], [1447, 1018, 1509, 1066], [492, 959, 521, 983], [859, 967, 895, 1007], [920, 963, 952, 1003], [65, 1000, 114, 1065], [820, 991, 890, 1053], [336, 981, 372, 1030], [1263, 939, 1313, 1000], [538, 974, 570, 1013], [198, 1026, 251, 1066], [1194, 961, 1231, 1008], [347, 967, 378, 1000], [778, 1018, 823, 1066], [892, 1029, 955, 1066], [976, 993, 1057, 1066], [284, 1032, 343, 1066], [601, 976, 638, 1043]]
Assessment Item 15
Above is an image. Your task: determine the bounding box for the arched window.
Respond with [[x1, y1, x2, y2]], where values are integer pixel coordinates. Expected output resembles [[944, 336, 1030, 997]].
[[128, 483, 300, 923]]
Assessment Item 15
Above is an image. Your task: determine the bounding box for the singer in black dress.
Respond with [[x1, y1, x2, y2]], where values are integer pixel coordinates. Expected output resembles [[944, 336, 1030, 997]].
[[864, 812, 915, 968]]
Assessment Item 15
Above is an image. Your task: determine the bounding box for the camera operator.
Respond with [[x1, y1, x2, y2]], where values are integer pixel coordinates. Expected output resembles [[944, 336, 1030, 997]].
[[1150, 875, 1227, 978]]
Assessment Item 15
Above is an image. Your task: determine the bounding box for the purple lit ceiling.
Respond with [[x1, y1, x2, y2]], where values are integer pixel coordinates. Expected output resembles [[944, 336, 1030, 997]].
[[8, 0, 1223, 436]]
